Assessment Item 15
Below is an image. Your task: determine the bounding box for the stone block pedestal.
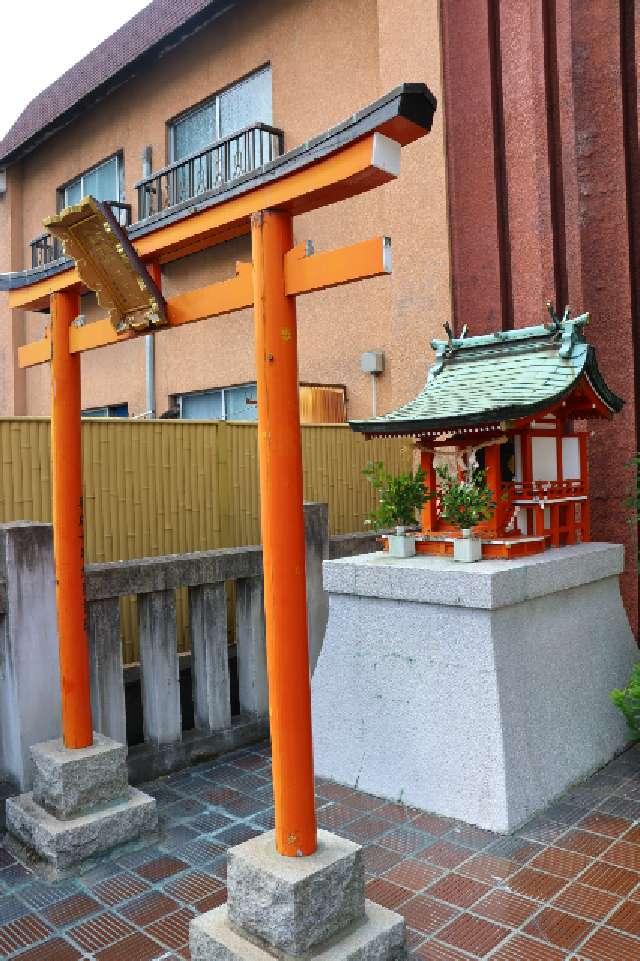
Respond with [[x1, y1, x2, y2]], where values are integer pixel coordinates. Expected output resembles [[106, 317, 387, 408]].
[[312, 544, 638, 833], [190, 829, 405, 961], [5, 734, 157, 877]]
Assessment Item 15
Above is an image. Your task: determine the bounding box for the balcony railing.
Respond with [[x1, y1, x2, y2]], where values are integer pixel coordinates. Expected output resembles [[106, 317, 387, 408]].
[[136, 123, 284, 221], [30, 201, 132, 268]]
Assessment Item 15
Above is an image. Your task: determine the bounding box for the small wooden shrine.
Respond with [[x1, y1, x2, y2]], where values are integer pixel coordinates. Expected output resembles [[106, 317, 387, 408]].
[[350, 306, 623, 559]]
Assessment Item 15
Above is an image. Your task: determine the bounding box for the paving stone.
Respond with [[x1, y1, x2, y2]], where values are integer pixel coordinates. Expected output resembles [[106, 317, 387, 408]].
[[0, 914, 52, 955], [552, 881, 621, 921], [14, 738, 640, 961], [68, 911, 137, 953], [365, 877, 412, 910], [43, 892, 102, 926], [399, 895, 456, 935], [436, 914, 509, 955], [523, 906, 593, 950], [473, 889, 538, 927]]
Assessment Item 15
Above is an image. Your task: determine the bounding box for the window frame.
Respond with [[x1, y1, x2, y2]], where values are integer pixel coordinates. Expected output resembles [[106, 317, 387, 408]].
[[81, 402, 129, 418], [57, 151, 124, 212], [175, 382, 258, 422], [167, 64, 272, 164]]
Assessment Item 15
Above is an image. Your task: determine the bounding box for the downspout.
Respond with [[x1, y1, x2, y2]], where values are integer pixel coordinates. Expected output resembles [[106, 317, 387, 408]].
[[141, 147, 155, 418], [145, 336, 155, 419]]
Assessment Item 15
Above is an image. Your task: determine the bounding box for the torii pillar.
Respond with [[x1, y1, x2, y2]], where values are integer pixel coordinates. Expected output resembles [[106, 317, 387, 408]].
[[252, 210, 317, 856], [4, 82, 437, 954]]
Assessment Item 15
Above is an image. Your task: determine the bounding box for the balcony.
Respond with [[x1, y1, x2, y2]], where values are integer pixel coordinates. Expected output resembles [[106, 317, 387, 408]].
[[30, 201, 132, 268], [135, 123, 284, 221]]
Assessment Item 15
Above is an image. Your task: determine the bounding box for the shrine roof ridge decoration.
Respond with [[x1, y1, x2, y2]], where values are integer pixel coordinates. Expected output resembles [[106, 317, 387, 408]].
[[350, 306, 624, 437]]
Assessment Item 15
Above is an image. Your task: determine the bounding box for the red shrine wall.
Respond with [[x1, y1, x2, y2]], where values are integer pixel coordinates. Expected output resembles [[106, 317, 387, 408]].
[[441, 0, 640, 635]]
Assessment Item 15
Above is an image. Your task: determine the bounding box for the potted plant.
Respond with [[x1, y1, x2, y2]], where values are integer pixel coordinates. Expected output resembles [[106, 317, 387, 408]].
[[363, 461, 431, 557], [436, 464, 495, 562]]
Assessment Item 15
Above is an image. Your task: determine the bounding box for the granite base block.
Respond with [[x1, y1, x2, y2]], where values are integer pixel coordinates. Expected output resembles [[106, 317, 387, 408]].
[[227, 829, 364, 955], [5, 786, 157, 878], [190, 902, 405, 961], [31, 733, 129, 819]]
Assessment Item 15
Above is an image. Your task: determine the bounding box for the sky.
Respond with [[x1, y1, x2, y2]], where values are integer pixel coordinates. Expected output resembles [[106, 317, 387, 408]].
[[0, 1, 151, 140]]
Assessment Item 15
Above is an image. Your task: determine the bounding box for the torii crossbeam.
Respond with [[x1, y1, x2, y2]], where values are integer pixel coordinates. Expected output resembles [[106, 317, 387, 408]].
[[8, 84, 436, 857]]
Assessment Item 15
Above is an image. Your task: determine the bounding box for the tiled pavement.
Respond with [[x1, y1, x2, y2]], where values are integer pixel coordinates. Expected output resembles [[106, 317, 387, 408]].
[[4, 744, 640, 959]]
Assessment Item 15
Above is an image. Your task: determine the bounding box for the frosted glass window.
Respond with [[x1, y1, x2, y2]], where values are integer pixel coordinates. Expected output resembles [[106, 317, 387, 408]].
[[181, 391, 224, 420], [226, 384, 258, 421], [173, 102, 216, 161], [178, 384, 257, 421], [532, 436, 558, 482], [63, 156, 119, 207], [170, 67, 273, 164], [513, 434, 522, 482], [219, 67, 272, 136], [562, 437, 581, 480], [64, 180, 82, 207]]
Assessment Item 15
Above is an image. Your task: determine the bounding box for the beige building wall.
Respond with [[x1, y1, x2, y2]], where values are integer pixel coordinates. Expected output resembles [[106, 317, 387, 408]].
[[0, 0, 450, 420]]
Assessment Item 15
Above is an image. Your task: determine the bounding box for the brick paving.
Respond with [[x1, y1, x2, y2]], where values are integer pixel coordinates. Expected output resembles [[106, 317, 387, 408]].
[[3, 742, 640, 958]]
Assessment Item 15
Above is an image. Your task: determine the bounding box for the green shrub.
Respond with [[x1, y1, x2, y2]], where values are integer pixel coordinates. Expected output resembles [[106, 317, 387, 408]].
[[436, 463, 495, 530], [610, 456, 640, 735], [363, 461, 431, 530], [610, 663, 640, 740]]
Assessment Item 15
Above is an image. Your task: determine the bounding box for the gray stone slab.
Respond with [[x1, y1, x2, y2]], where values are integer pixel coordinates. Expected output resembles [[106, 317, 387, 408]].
[[190, 901, 405, 961], [5, 786, 157, 878], [31, 733, 128, 819], [227, 829, 365, 955], [322, 542, 624, 609], [313, 548, 637, 831]]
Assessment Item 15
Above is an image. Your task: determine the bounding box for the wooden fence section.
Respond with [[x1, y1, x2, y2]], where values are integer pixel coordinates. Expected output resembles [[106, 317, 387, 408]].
[[0, 418, 410, 661]]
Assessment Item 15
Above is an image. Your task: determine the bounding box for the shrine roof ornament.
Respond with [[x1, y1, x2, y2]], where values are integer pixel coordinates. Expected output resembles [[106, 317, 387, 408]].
[[351, 305, 623, 437]]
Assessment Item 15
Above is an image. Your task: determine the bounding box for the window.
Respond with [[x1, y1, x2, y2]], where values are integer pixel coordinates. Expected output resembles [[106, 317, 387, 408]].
[[170, 66, 272, 162], [60, 154, 122, 209], [178, 384, 258, 422], [82, 403, 129, 418]]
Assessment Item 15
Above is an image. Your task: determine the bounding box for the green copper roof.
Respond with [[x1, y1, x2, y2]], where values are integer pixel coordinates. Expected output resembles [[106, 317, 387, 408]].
[[351, 309, 623, 436]]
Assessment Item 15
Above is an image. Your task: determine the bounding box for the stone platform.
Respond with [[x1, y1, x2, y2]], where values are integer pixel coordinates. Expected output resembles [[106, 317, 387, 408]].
[[5, 734, 157, 878], [311, 543, 637, 833], [190, 829, 405, 961]]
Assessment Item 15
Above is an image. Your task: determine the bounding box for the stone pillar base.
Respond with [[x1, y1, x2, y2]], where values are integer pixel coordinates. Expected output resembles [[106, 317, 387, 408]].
[[5, 734, 157, 878], [190, 829, 405, 961], [312, 544, 638, 832]]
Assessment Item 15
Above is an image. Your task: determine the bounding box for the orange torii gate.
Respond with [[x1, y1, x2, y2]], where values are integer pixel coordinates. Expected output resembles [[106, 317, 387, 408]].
[[9, 84, 436, 857]]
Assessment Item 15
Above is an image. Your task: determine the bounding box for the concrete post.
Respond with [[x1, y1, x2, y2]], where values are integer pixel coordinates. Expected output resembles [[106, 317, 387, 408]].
[[88, 598, 127, 745], [235, 577, 268, 717], [138, 589, 181, 746], [189, 582, 231, 732], [304, 502, 330, 676], [0, 523, 61, 791]]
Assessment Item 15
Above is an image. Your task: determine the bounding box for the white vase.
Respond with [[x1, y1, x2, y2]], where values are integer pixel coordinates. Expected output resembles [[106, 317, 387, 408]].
[[453, 528, 482, 563], [388, 529, 416, 558]]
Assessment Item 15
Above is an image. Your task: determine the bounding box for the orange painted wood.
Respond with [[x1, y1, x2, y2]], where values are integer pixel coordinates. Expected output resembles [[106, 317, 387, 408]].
[[19, 267, 255, 366], [18, 332, 51, 367], [484, 444, 501, 535], [9, 269, 83, 311], [579, 432, 591, 541], [51, 290, 93, 749], [11, 133, 399, 313], [284, 236, 391, 296], [251, 209, 317, 857], [420, 450, 438, 533], [167, 262, 253, 327]]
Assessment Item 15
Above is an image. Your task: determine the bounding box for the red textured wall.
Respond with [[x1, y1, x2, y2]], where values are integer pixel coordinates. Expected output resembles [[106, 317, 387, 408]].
[[442, 0, 640, 634]]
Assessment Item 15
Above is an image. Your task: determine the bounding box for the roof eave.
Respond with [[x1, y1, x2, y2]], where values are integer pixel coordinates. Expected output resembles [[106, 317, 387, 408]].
[[350, 356, 624, 437], [0, 1, 238, 168]]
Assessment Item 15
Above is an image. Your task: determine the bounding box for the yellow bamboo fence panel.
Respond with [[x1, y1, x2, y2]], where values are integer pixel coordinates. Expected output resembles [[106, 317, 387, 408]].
[[0, 418, 410, 661]]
